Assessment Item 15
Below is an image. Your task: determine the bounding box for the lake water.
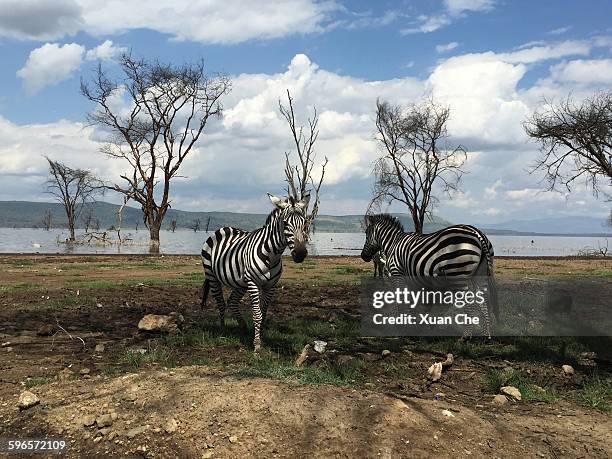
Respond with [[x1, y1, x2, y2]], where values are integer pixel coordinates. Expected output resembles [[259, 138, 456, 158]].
[[0, 227, 609, 257]]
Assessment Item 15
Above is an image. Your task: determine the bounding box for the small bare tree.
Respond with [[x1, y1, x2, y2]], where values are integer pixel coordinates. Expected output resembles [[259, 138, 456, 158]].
[[371, 98, 466, 234], [170, 219, 177, 232], [192, 218, 201, 232], [42, 209, 53, 231], [524, 91, 612, 197], [81, 208, 96, 233], [279, 90, 328, 235], [45, 157, 101, 241], [81, 54, 230, 249]]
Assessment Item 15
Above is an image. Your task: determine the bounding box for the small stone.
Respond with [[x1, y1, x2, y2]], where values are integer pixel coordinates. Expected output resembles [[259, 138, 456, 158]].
[[93, 436, 102, 444], [1, 341, 11, 347], [138, 314, 183, 334], [82, 415, 96, 427], [229, 435, 238, 444], [441, 409, 455, 417], [80, 368, 91, 375], [562, 364, 574, 375], [125, 425, 148, 439], [492, 394, 508, 406], [202, 452, 213, 459], [107, 431, 118, 441], [5, 347, 13, 352], [428, 362, 443, 381], [313, 340, 327, 354], [500, 386, 522, 401], [381, 350, 391, 358], [17, 391, 40, 410], [37, 324, 55, 336], [57, 368, 74, 381], [164, 418, 179, 433], [530, 384, 546, 394], [95, 344, 105, 353], [96, 414, 113, 428]]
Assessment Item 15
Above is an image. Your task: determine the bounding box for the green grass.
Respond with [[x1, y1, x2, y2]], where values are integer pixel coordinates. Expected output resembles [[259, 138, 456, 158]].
[[119, 348, 177, 370], [46, 296, 96, 310], [483, 368, 557, 403], [24, 377, 51, 388], [0, 283, 41, 293], [160, 325, 241, 348], [580, 375, 612, 413], [233, 352, 364, 387], [333, 265, 367, 275]]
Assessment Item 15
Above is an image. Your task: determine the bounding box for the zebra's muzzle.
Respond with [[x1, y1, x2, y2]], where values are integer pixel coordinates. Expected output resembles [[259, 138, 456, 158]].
[[361, 249, 373, 262], [291, 245, 307, 263]]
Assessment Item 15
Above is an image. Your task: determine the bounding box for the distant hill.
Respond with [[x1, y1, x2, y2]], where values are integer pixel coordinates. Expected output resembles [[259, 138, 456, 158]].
[[479, 216, 612, 236], [0, 201, 452, 233]]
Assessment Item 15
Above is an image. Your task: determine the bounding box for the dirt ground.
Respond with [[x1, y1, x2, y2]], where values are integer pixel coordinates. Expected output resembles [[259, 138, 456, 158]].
[[0, 255, 611, 458]]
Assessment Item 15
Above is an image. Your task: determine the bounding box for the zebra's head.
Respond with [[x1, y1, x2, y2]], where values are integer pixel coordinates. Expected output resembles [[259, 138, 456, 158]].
[[361, 215, 381, 262], [361, 214, 403, 262], [268, 192, 310, 263]]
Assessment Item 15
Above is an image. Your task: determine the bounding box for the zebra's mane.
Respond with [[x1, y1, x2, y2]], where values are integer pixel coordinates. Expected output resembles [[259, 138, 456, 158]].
[[368, 214, 404, 233], [265, 207, 282, 226]]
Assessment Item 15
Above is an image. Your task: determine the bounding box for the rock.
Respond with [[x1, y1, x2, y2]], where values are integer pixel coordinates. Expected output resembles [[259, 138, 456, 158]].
[[229, 435, 238, 444], [138, 313, 184, 334], [57, 368, 74, 381], [95, 344, 105, 353], [313, 340, 327, 354], [294, 344, 311, 367], [107, 431, 118, 441], [562, 364, 574, 375], [164, 418, 179, 433], [500, 386, 522, 401], [80, 368, 91, 375], [441, 409, 455, 417], [1, 341, 11, 347], [96, 414, 114, 428], [37, 324, 55, 336], [17, 391, 40, 410], [491, 394, 508, 406], [202, 452, 213, 459], [381, 350, 391, 358], [530, 384, 546, 394], [5, 347, 13, 352], [428, 362, 443, 381], [125, 425, 148, 439], [82, 415, 96, 427]]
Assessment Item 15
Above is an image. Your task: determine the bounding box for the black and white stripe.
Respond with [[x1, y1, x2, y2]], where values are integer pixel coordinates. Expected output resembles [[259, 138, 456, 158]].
[[201, 193, 310, 350], [361, 214, 498, 336]]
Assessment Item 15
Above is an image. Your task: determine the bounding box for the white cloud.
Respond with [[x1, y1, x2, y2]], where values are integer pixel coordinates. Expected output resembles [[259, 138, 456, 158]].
[[85, 40, 127, 61], [548, 26, 572, 35], [485, 179, 502, 199], [550, 59, 612, 84], [436, 42, 459, 53], [402, 0, 494, 34], [443, 0, 495, 15], [1, 0, 340, 44], [17, 42, 85, 95], [0, 0, 82, 40]]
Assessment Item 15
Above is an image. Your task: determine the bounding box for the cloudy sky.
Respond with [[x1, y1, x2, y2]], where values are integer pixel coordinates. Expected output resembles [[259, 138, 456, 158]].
[[0, 0, 611, 224]]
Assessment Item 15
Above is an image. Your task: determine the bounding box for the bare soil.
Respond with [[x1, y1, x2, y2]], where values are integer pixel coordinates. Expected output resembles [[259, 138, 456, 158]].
[[0, 255, 610, 458]]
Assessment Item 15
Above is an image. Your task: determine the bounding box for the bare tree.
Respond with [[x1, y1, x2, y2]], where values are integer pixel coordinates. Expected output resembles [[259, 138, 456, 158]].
[[81, 54, 230, 249], [45, 157, 101, 241], [170, 219, 177, 232], [81, 207, 96, 233], [42, 209, 53, 231], [371, 98, 466, 234], [279, 90, 328, 234], [205, 216, 211, 232], [524, 91, 612, 198]]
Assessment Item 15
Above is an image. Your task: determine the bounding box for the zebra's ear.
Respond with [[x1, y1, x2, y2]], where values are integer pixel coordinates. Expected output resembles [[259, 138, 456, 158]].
[[297, 192, 311, 210], [268, 193, 289, 209]]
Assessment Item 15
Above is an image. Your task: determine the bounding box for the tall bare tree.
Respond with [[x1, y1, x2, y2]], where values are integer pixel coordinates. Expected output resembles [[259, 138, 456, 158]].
[[371, 99, 466, 234], [41, 209, 53, 231], [279, 90, 328, 234], [81, 54, 230, 249], [45, 157, 101, 241], [524, 91, 612, 198]]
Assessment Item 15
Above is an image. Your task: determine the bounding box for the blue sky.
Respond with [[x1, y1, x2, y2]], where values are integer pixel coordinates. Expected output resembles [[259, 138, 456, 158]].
[[0, 0, 611, 223]]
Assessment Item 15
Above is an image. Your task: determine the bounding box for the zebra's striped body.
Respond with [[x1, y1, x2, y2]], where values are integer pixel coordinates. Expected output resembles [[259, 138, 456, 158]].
[[201, 194, 309, 350], [361, 214, 498, 337]]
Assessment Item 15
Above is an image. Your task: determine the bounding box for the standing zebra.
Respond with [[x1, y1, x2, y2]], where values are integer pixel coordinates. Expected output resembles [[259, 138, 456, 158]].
[[361, 214, 498, 337], [201, 193, 310, 351]]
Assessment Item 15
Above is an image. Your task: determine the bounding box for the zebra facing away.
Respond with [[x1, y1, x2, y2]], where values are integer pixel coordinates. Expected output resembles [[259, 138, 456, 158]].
[[201, 193, 310, 351], [361, 214, 498, 337]]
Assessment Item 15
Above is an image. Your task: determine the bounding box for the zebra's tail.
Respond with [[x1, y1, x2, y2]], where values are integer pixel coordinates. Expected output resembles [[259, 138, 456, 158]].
[[201, 277, 210, 309], [482, 239, 499, 323]]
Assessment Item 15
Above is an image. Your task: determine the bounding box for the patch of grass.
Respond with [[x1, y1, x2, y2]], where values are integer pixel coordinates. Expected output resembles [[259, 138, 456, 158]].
[[119, 348, 177, 370], [24, 377, 51, 388], [6, 259, 37, 267], [333, 265, 366, 275], [580, 375, 612, 412], [101, 366, 122, 377], [160, 325, 241, 348], [483, 368, 557, 403], [0, 283, 40, 293]]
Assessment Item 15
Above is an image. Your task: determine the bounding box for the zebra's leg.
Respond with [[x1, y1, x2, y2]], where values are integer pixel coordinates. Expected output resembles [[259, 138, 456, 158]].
[[227, 287, 248, 333], [246, 281, 263, 352], [210, 281, 227, 331], [260, 287, 274, 331]]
